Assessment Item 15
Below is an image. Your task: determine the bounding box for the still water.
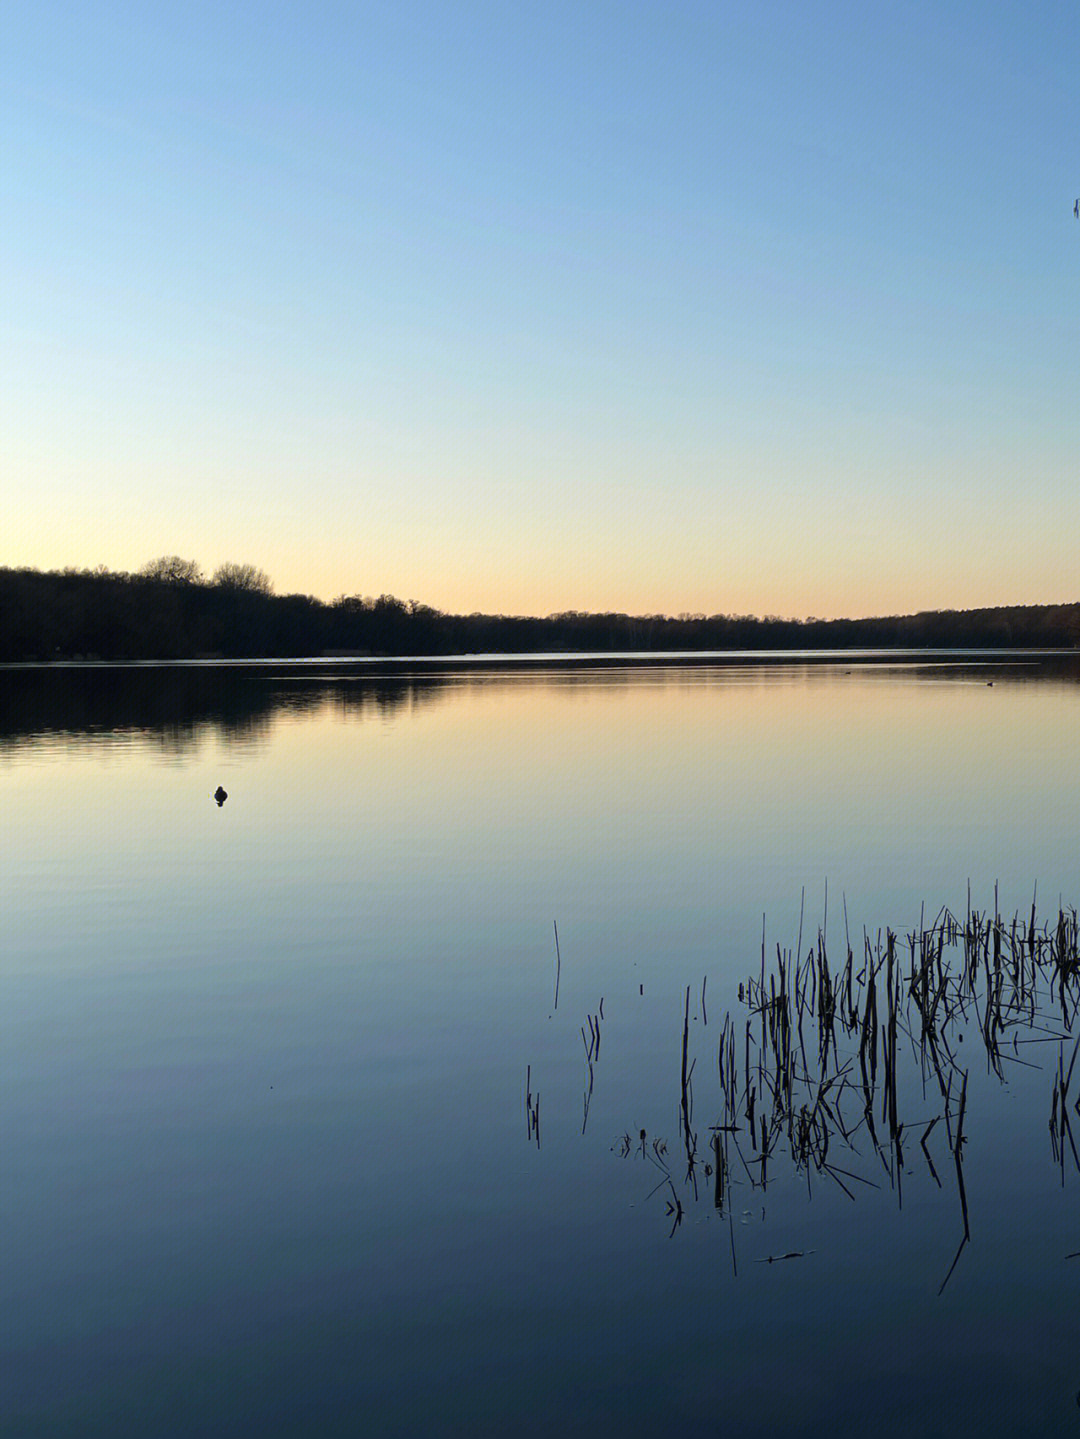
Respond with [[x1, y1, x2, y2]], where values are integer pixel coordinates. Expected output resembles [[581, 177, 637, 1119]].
[[3, 655, 1080, 1437]]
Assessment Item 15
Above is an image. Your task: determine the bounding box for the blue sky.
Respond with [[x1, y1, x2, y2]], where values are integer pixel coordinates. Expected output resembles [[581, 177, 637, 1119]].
[[4, 1, 1079, 616]]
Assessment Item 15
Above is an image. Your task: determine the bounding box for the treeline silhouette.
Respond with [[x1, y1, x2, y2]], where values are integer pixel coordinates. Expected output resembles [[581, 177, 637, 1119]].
[[2, 561, 1077, 661]]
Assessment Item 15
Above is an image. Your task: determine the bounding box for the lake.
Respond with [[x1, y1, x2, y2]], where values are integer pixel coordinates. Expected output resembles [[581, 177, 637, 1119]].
[[3, 654, 1080, 1437]]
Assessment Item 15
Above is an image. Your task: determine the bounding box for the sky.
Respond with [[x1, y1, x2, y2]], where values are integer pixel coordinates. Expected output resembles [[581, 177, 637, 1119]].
[[3, 1, 1079, 618]]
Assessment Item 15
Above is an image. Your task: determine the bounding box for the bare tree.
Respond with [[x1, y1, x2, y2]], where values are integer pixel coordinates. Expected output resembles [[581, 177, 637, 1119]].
[[212, 561, 274, 595], [140, 556, 204, 584]]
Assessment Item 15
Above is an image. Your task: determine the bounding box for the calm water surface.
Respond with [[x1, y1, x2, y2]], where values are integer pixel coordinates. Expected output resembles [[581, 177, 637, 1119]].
[[3, 656, 1080, 1436]]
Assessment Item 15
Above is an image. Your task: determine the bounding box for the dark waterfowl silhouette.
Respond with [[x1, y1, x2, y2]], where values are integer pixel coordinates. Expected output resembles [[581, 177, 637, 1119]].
[[1075, 198, 1078, 218], [213, 786, 228, 806]]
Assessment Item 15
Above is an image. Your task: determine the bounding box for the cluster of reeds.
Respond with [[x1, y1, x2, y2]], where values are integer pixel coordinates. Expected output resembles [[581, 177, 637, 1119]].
[[659, 897, 1080, 1285], [526, 897, 1080, 1282]]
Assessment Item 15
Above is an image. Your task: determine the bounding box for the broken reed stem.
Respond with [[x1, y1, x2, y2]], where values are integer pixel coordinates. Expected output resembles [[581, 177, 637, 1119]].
[[553, 920, 562, 1011]]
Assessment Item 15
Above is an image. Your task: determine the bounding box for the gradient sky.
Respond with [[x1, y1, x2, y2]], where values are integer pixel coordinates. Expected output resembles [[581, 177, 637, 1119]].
[[4, 1, 1079, 617]]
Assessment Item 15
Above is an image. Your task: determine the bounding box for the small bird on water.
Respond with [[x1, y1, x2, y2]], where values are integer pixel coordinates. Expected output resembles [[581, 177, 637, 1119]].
[[214, 786, 228, 806]]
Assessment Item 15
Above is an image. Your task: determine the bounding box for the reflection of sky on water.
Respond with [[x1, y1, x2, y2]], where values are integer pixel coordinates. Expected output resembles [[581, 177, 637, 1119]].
[[3, 657, 1080, 1436]]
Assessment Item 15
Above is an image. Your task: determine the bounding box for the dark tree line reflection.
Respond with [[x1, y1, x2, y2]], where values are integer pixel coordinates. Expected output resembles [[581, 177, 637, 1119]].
[[4, 656, 1080, 756], [0, 667, 448, 755]]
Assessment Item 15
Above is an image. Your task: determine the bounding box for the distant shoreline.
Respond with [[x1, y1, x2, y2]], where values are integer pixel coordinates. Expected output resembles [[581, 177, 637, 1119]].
[[2, 565, 1077, 662], [5, 647, 1077, 672]]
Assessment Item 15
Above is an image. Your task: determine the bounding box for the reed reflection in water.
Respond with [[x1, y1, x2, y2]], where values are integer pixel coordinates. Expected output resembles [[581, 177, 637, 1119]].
[[572, 901, 1080, 1284]]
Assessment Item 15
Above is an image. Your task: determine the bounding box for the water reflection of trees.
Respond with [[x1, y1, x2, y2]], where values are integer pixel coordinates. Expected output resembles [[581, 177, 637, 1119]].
[[533, 902, 1080, 1290], [3, 656, 1078, 757], [0, 667, 454, 756]]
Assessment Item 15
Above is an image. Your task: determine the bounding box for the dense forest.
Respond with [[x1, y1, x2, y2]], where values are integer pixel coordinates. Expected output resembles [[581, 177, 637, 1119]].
[[1, 560, 1077, 661]]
